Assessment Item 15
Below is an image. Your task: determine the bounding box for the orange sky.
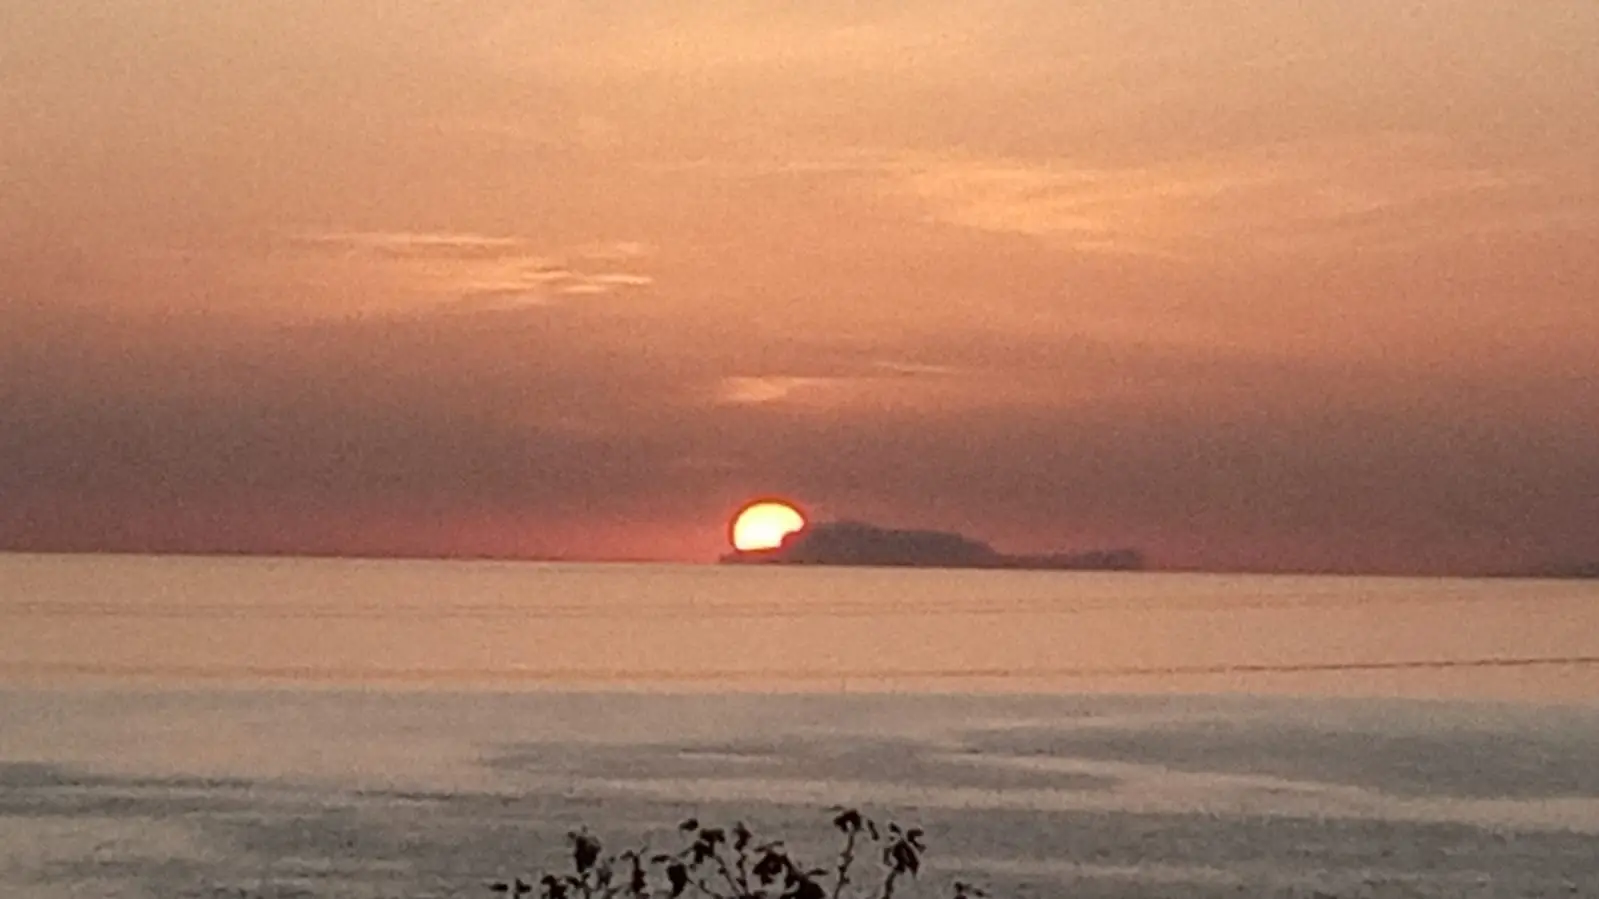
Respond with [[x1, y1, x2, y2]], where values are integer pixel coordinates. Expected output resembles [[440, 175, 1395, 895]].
[[3, 2, 1597, 573]]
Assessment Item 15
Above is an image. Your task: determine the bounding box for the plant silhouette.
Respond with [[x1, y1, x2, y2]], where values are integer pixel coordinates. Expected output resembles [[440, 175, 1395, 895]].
[[487, 808, 994, 899]]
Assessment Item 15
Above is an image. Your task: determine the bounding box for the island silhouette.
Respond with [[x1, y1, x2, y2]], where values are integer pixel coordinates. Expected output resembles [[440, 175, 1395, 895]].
[[720, 519, 1143, 571]]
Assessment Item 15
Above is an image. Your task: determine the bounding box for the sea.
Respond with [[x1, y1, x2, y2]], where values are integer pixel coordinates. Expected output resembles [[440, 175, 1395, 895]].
[[2, 552, 1597, 898]]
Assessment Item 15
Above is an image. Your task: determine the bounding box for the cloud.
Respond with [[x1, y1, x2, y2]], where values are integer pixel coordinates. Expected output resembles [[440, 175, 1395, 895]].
[[886, 135, 1595, 258], [714, 376, 835, 406], [708, 364, 1084, 415], [711, 360, 971, 409], [870, 360, 963, 377], [573, 241, 657, 262], [288, 230, 653, 309], [292, 230, 534, 261], [585, 273, 655, 287]]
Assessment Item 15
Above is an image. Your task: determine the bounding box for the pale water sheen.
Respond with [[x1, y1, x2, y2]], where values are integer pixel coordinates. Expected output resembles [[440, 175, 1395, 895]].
[[2, 554, 1599, 897], [3, 553, 1598, 696]]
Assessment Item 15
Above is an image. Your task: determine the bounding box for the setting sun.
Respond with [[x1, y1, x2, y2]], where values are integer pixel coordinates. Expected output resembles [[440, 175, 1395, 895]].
[[729, 500, 807, 552]]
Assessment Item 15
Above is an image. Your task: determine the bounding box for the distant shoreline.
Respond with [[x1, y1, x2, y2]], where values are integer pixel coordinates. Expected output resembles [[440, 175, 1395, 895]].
[[3, 547, 1597, 580], [720, 548, 1146, 573]]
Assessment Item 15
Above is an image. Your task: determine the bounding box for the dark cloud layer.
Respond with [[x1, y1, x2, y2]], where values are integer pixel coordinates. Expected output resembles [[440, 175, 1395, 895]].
[[3, 294, 1597, 573]]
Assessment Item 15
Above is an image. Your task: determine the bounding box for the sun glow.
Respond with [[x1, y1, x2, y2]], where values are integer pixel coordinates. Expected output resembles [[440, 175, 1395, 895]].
[[729, 500, 807, 552]]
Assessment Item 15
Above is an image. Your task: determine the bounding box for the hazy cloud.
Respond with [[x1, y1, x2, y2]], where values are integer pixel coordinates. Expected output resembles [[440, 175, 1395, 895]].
[[288, 230, 653, 310], [712, 359, 983, 411], [888, 136, 1594, 258], [870, 360, 963, 377], [574, 241, 657, 262], [714, 376, 837, 407], [292, 231, 535, 261]]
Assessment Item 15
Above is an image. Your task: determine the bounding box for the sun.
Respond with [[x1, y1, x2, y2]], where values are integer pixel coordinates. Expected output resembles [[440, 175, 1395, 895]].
[[729, 499, 807, 552]]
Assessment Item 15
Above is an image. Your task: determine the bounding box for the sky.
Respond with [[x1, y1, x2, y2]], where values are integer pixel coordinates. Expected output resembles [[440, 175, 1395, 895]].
[[2, 1, 1597, 574]]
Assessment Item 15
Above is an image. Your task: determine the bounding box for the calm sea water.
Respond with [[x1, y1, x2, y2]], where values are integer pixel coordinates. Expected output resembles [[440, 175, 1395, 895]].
[[2, 554, 1598, 897], [3, 553, 1598, 696]]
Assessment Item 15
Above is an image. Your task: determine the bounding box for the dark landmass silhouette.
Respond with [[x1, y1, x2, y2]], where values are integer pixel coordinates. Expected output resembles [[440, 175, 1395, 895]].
[[1489, 560, 1599, 580], [720, 519, 1145, 571]]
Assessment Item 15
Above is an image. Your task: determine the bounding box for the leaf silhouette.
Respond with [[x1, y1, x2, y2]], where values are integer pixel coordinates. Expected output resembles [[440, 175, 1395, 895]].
[[568, 831, 602, 875], [666, 862, 690, 898]]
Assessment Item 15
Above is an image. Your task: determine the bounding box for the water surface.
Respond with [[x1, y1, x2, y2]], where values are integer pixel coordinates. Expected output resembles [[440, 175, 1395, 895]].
[[2, 555, 1598, 897], [4, 554, 1597, 697]]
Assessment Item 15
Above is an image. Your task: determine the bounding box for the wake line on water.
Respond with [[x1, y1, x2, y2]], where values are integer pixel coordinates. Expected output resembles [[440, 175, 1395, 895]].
[[4, 655, 1598, 685]]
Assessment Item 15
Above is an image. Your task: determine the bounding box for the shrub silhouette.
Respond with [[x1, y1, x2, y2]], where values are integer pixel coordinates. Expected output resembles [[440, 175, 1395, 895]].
[[488, 808, 993, 899]]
